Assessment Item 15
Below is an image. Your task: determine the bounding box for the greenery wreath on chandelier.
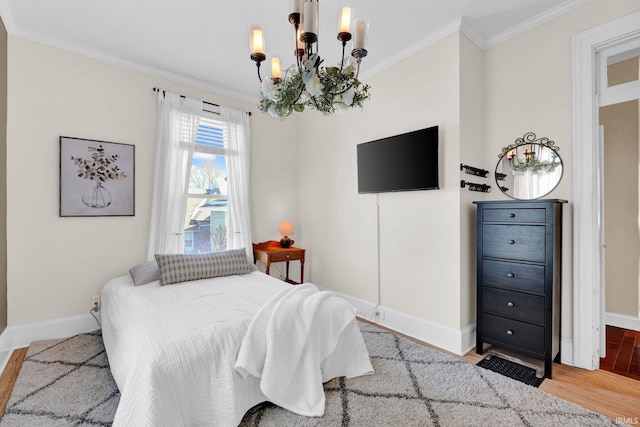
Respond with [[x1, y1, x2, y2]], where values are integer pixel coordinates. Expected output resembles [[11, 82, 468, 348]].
[[258, 54, 370, 120]]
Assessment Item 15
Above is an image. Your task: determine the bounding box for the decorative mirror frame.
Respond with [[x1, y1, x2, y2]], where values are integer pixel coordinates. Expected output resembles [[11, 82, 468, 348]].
[[496, 132, 563, 200]]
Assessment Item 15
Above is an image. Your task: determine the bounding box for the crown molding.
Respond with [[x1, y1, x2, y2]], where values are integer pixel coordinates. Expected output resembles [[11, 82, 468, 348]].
[[485, 0, 593, 49], [0, 0, 259, 103], [359, 19, 463, 81]]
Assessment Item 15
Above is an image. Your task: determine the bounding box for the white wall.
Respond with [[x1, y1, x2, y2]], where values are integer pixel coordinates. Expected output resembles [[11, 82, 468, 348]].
[[297, 32, 467, 335], [5, 37, 298, 326], [459, 33, 486, 328], [601, 100, 639, 317]]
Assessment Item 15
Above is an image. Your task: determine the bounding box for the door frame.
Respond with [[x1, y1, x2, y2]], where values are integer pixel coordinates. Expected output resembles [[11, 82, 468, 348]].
[[572, 11, 640, 370]]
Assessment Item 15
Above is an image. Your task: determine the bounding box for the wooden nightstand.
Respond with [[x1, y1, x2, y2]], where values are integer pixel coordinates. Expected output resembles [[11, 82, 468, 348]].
[[253, 240, 305, 284]]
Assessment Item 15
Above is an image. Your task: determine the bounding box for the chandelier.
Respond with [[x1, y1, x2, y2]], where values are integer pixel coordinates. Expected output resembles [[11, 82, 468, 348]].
[[249, 0, 371, 119]]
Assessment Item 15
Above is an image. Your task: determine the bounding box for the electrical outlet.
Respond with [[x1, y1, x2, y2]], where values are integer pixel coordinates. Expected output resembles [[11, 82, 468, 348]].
[[91, 295, 101, 312]]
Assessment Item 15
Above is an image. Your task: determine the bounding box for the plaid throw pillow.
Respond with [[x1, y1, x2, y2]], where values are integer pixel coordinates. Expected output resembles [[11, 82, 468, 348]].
[[155, 248, 253, 286]]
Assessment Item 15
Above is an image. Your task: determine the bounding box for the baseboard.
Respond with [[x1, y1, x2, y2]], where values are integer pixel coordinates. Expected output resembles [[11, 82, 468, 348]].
[[331, 290, 474, 356], [561, 337, 574, 367], [606, 312, 640, 332], [0, 313, 100, 375]]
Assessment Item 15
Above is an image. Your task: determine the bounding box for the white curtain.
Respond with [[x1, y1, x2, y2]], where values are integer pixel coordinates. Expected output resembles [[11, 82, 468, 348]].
[[147, 91, 202, 259], [220, 106, 253, 260]]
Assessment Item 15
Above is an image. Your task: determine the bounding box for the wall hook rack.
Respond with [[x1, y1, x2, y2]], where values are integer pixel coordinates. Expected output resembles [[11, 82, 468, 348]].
[[460, 163, 489, 178], [461, 180, 491, 193]]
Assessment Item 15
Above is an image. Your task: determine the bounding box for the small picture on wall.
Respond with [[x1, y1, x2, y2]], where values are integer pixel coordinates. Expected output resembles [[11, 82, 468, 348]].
[[60, 136, 135, 217]]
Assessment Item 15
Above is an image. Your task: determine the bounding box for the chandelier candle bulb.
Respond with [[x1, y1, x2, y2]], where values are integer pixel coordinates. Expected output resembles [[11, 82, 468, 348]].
[[271, 57, 281, 80], [295, 28, 304, 52], [291, 0, 302, 14], [249, 27, 265, 55], [303, 0, 318, 35], [338, 6, 352, 34], [353, 18, 368, 49]]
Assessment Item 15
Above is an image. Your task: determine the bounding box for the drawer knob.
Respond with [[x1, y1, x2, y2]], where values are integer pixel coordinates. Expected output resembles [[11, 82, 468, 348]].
[[507, 273, 515, 278], [508, 239, 515, 244], [286, 254, 290, 259], [507, 301, 515, 307], [509, 213, 516, 218], [506, 330, 514, 336]]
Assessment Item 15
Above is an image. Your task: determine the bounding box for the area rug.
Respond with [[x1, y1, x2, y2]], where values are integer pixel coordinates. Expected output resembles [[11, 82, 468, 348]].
[[1, 324, 622, 426], [0, 331, 118, 426], [476, 354, 545, 387]]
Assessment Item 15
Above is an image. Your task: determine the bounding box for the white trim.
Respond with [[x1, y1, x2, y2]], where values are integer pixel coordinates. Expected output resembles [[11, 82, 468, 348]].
[[605, 312, 640, 332], [485, 0, 593, 48], [572, 10, 640, 371], [0, 314, 99, 375], [561, 337, 575, 366], [599, 80, 640, 107], [359, 19, 463, 81], [331, 289, 474, 356]]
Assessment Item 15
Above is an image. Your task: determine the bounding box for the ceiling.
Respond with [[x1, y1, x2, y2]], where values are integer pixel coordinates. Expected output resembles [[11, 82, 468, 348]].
[[0, 0, 590, 102]]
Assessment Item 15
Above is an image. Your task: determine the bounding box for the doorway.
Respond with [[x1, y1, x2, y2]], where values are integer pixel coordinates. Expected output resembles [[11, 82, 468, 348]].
[[573, 11, 640, 371]]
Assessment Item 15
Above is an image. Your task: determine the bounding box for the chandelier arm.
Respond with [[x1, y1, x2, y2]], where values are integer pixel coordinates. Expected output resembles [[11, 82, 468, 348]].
[[256, 62, 263, 83]]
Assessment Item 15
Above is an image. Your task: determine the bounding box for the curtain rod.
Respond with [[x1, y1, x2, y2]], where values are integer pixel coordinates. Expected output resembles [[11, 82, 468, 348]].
[[152, 87, 252, 116]]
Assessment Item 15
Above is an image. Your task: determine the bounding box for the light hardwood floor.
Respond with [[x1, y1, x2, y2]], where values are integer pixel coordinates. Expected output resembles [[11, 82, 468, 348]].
[[363, 319, 640, 424], [1, 324, 639, 424]]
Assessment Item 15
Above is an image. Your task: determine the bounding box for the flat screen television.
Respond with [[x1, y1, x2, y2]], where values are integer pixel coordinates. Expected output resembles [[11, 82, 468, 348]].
[[357, 126, 439, 193]]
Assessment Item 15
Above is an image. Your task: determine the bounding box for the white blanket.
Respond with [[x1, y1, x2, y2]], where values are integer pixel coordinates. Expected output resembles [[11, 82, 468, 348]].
[[101, 272, 372, 426], [235, 283, 373, 416]]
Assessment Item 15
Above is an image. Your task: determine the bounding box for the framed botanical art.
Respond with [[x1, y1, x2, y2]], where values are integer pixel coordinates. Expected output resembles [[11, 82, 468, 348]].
[[60, 136, 135, 217]]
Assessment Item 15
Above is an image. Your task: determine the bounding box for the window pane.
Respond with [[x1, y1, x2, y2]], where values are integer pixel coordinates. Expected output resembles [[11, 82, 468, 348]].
[[184, 198, 228, 253], [195, 122, 224, 149], [190, 151, 228, 195]]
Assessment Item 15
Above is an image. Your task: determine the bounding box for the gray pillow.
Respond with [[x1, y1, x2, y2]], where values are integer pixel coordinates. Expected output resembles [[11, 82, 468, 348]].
[[129, 261, 160, 286], [154, 248, 254, 286]]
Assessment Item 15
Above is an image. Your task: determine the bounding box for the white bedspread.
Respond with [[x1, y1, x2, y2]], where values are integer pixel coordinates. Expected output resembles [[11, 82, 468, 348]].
[[101, 272, 372, 427], [235, 283, 373, 416]]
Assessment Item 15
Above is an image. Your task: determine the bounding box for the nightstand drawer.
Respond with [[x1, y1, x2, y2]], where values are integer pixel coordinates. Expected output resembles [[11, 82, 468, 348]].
[[482, 287, 544, 325], [482, 259, 544, 294], [482, 313, 545, 355], [268, 251, 303, 263], [483, 224, 545, 262], [483, 208, 546, 224]]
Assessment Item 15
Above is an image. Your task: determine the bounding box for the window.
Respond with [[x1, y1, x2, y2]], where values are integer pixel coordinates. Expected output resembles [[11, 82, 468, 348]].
[[183, 114, 229, 253], [149, 92, 251, 259]]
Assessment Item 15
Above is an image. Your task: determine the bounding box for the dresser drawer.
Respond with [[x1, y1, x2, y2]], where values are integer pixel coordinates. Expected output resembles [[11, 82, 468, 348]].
[[482, 287, 544, 325], [483, 208, 546, 224], [482, 259, 545, 294], [483, 224, 545, 262], [482, 313, 545, 356]]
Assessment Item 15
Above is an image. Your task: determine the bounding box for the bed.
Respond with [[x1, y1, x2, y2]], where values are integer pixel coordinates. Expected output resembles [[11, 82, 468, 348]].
[[101, 250, 373, 427]]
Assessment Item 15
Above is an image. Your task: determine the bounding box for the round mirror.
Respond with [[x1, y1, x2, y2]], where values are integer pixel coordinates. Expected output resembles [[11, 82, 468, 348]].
[[495, 132, 563, 200]]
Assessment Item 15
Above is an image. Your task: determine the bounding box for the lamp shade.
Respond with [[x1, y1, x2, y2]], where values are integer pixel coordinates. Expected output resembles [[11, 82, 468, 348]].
[[278, 221, 294, 236]]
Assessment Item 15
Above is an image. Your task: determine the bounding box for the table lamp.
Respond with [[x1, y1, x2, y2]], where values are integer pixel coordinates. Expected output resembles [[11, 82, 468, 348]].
[[278, 221, 294, 248]]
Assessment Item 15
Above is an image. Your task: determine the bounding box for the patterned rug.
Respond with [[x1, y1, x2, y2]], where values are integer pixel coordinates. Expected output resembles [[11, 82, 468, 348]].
[[0, 324, 622, 426]]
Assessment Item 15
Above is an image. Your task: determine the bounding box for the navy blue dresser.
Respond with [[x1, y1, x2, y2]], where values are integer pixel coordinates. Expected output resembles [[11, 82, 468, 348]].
[[474, 199, 566, 378]]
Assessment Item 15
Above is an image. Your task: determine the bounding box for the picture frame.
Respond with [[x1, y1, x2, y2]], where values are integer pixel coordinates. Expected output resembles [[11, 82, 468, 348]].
[[60, 136, 135, 217]]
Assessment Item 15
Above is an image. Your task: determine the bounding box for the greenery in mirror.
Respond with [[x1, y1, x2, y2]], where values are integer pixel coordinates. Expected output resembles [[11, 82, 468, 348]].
[[511, 155, 561, 175]]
